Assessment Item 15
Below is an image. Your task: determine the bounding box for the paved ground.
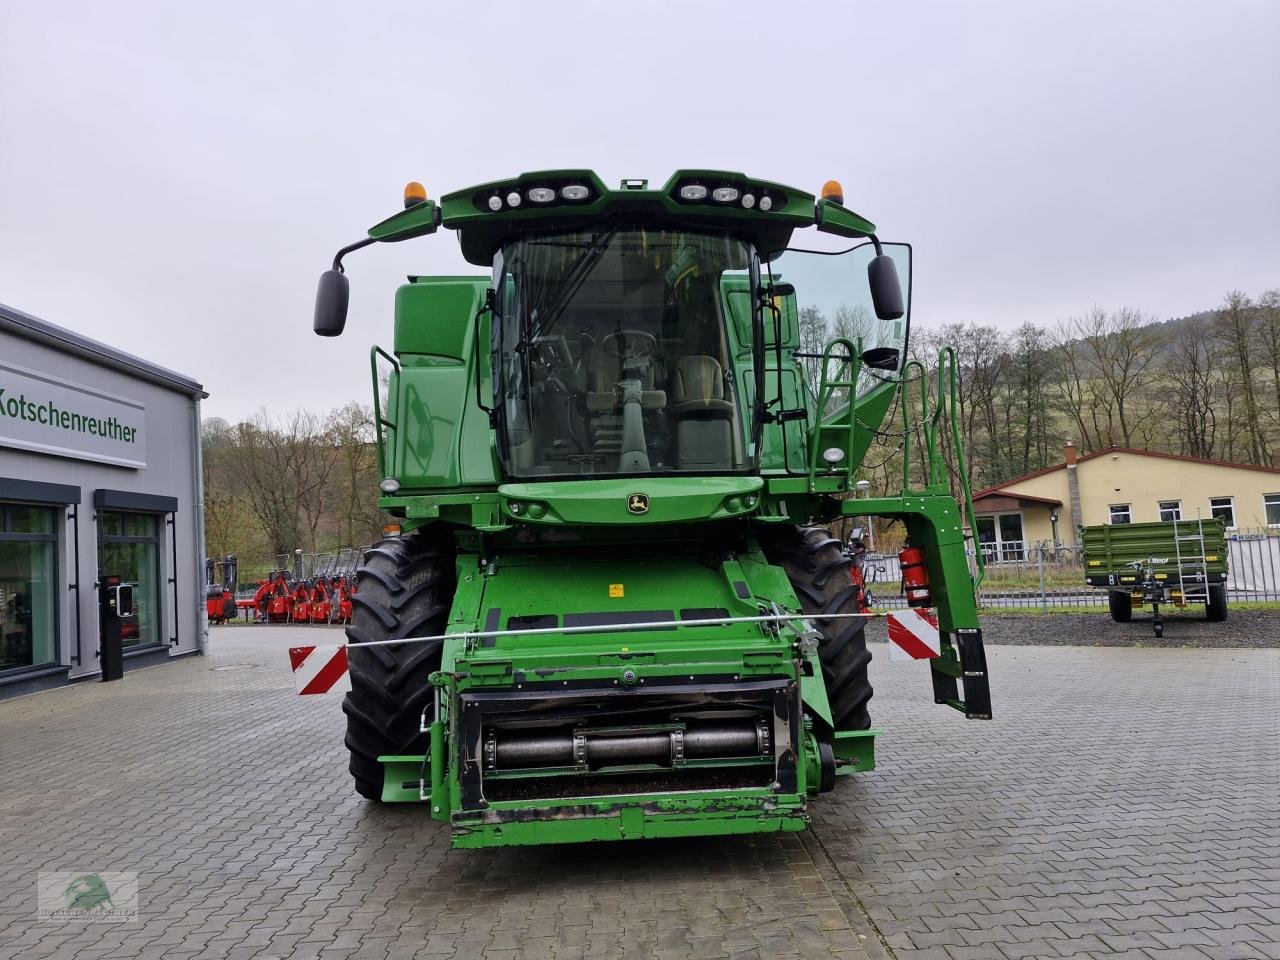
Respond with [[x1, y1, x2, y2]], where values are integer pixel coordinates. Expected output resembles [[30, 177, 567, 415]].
[[977, 608, 1280, 648], [0, 625, 1277, 960]]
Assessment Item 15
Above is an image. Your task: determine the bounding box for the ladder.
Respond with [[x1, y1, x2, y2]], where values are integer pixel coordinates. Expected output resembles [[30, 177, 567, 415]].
[[806, 337, 861, 492], [1171, 509, 1211, 604]]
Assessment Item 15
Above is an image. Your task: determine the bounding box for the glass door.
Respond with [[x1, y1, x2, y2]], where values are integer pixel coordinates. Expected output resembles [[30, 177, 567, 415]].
[[98, 511, 161, 648]]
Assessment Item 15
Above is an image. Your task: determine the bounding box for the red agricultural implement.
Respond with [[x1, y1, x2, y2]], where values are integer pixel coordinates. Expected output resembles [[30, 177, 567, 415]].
[[332, 576, 355, 624], [308, 576, 333, 624], [205, 555, 238, 625], [236, 548, 364, 626], [288, 580, 312, 623], [254, 571, 293, 623]]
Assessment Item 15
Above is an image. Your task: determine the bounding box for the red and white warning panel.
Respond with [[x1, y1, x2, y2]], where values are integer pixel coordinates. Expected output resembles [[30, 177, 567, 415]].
[[886, 608, 941, 662], [290, 645, 351, 695]]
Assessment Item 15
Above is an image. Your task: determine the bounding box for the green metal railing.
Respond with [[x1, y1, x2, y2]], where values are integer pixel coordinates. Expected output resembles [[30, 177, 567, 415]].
[[901, 346, 984, 588], [806, 337, 862, 492]]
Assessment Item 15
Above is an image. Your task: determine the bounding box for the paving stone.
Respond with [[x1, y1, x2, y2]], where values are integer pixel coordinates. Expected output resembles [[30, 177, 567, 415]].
[[0, 629, 1275, 960]]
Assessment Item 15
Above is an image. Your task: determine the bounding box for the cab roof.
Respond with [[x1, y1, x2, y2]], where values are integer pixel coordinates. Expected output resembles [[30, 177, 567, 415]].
[[433, 170, 876, 265]]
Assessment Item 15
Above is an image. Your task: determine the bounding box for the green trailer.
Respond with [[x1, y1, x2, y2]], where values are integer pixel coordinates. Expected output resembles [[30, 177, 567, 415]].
[[1082, 518, 1229, 632], [309, 170, 991, 848]]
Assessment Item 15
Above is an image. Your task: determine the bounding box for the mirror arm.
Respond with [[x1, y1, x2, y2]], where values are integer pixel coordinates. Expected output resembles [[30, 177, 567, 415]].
[[868, 234, 883, 256], [332, 236, 377, 273]]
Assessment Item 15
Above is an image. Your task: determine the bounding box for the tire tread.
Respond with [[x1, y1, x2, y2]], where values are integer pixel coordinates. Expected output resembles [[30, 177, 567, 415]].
[[341, 528, 457, 800]]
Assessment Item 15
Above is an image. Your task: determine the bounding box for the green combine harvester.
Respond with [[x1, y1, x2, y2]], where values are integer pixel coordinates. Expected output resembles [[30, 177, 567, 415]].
[[311, 170, 991, 848], [1082, 517, 1229, 636]]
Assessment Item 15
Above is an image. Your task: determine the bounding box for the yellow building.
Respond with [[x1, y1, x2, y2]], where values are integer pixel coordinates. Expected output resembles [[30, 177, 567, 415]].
[[972, 444, 1280, 559]]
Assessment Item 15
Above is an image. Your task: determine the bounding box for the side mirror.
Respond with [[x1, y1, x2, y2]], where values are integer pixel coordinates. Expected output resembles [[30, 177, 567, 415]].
[[867, 254, 904, 321], [114, 583, 135, 618], [313, 269, 350, 337], [860, 346, 900, 371]]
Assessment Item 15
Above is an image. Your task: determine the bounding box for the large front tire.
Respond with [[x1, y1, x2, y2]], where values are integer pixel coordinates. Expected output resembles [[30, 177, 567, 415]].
[[341, 528, 457, 800], [760, 525, 873, 731]]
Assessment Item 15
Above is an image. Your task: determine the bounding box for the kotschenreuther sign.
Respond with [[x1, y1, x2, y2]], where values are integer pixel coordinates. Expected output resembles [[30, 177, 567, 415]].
[[0, 360, 147, 468]]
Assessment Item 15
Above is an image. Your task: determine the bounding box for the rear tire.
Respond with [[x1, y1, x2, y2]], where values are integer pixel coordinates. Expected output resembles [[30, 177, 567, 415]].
[[1205, 583, 1228, 622], [1108, 590, 1133, 623], [342, 528, 457, 800], [760, 525, 872, 731]]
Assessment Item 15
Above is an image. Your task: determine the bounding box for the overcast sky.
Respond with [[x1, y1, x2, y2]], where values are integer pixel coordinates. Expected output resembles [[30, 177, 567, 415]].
[[2, 1, 1277, 421]]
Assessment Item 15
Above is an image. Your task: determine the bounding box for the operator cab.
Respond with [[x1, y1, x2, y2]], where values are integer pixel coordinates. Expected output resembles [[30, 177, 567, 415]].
[[494, 228, 751, 478], [312, 170, 914, 484]]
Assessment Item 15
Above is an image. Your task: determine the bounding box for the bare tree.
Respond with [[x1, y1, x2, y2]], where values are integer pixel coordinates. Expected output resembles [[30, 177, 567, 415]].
[[290, 411, 342, 553], [1162, 317, 1218, 458], [1052, 319, 1106, 452], [327, 403, 385, 548], [1255, 288, 1280, 448], [1067, 306, 1165, 447], [1216, 291, 1268, 464], [1007, 322, 1057, 473]]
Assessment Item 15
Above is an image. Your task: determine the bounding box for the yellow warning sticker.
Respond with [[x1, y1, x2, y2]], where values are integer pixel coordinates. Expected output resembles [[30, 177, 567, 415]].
[[608, 583, 624, 598]]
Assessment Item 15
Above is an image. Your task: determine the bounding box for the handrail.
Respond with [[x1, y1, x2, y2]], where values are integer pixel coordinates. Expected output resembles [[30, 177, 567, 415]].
[[901, 349, 984, 588], [938, 346, 984, 588], [370, 345, 400, 479], [807, 337, 861, 491], [899, 359, 930, 493]]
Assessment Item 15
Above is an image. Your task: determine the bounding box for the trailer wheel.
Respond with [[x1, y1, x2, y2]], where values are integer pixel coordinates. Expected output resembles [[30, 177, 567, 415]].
[[341, 527, 457, 800], [761, 525, 873, 731], [1108, 590, 1133, 623], [1205, 583, 1228, 622]]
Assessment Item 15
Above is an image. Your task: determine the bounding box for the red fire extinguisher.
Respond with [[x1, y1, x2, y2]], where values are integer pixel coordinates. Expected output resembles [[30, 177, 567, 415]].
[[899, 544, 933, 607]]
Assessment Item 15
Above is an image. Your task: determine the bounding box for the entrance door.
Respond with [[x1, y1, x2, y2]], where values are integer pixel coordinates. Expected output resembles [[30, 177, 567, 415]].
[[97, 511, 161, 649]]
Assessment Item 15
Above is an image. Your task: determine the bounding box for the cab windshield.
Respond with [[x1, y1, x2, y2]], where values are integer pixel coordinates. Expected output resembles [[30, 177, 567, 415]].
[[495, 228, 752, 478]]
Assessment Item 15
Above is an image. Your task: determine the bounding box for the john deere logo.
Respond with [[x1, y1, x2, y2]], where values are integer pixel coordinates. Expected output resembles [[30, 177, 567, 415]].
[[627, 493, 649, 515]]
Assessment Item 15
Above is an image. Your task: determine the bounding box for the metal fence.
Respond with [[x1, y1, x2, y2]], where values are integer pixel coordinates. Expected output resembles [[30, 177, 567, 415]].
[[858, 527, 1280, 611]]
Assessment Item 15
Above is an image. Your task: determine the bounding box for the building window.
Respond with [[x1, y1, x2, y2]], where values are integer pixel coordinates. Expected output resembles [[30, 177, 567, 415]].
[[1109, 504, 1132, 524], [1266, 494, 1280, 528], [98, 511, 161, 648], [975, 512, 1025, 562], [1157, 500, 1182, 522], [1209, 496, 1236, 530], [0, 503, 58, 673]]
